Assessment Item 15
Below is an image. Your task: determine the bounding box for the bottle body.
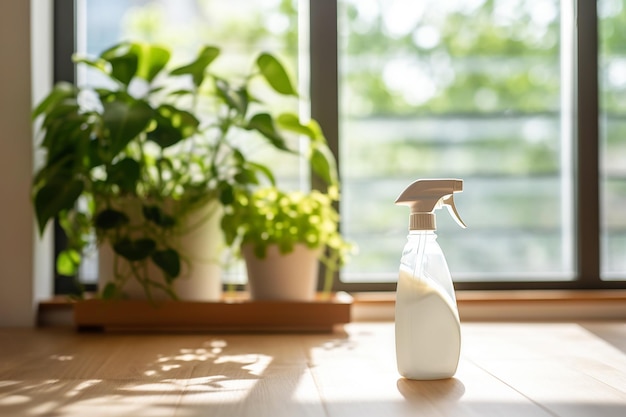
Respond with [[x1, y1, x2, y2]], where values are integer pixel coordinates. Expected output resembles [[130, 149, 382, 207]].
[[395, 230, 461, 380]]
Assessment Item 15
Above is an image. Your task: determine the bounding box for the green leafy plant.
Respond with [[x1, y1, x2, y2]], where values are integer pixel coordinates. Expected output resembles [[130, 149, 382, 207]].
[[32, 41, 303, 299], [221, 117, 354, 293]]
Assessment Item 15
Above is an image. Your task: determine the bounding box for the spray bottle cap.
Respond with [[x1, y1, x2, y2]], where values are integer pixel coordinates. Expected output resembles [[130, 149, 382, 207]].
[[395, 179, 466, 230]]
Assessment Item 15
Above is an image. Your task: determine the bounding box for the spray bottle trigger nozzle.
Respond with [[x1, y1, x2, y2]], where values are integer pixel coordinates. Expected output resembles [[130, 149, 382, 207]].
[[442, 195, 467, 229]]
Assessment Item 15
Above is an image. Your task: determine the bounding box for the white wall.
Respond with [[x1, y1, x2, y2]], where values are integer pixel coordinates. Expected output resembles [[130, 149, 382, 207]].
[[0, 1, 53, 326]]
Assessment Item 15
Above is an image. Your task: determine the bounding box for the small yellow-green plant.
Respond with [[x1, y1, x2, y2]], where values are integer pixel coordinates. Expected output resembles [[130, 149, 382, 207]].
[[219, 74, 353, 294]]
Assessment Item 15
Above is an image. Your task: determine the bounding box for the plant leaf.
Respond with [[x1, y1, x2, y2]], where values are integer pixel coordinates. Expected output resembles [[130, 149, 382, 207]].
[[233, 169, 259, 185], [256, 53, 297, 96], [142, 205, 176, 228], [72, 56, 109, 73], [136, 43, 171, 82], [170, 46, 220, 87], [56, 249, 81, 276], [246, 161, 276, 185], [276, 113, 317, 138], [167, 89, 195, 97], [107, 157, 140, 192], [148, 118, 183, 148], [33, 154, 75, 191], [100, 42, 140, 86], [32, 82, 77, 120], [34, 179, 84, 235], [87, 138, 106, 169], [219, 184, 235, 206], [220, 214, 238, 246], [215, 79, 249, 115], [113, 237, 156, 261], [102, 98, 153, 156], [95, 209, 129, 230], [152, 249, 181, 281], [310, 146, 337, 186], [148, 105, 199, 148], [101, 282, 119, 300], [246, 113, 291, 152]]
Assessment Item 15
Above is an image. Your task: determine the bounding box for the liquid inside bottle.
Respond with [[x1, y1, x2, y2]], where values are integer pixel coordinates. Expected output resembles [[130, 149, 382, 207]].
[[395, 231, 461, 380]]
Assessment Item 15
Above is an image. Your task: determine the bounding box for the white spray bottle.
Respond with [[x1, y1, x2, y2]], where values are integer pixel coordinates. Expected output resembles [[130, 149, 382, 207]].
[[394, 179, 466, 380]]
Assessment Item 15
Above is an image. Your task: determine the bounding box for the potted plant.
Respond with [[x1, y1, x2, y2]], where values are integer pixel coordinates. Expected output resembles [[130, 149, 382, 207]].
[[220, 119, 353, 301], [32, 41, 303, 301]]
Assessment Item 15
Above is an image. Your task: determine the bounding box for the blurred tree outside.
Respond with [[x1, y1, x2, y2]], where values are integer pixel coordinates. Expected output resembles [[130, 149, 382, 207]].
[[338, 0, 569, 280]]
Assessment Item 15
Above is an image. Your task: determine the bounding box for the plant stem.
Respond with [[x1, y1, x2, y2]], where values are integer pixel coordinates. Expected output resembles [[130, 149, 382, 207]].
[[321, 248, 338, 299]]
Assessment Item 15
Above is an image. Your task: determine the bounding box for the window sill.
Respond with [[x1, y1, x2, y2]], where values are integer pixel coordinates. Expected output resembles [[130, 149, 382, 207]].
[[352, 289, 626, 322], [38, 289, 626, 327]]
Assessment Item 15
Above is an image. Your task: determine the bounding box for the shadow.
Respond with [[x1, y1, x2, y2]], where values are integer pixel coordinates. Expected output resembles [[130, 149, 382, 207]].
[[397, 377, 466, 404], [0, 329, 349, 417], [579, 323, 626, 354]]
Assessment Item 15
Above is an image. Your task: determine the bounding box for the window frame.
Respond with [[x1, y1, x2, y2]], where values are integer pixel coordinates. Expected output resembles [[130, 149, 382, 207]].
[[53, 0, 626, 293], [52, 0, 97, 295]]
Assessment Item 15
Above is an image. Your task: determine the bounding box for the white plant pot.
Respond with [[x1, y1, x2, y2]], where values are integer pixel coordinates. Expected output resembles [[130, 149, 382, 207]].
[[242, 243, 321, 301], [98, 199, 223, 301]]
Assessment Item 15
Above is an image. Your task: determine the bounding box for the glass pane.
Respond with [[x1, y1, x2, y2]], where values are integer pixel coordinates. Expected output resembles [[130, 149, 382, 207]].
[[338, 0, 574, 282], [600, 0, 626, 280], [76, 0, 303, 285]]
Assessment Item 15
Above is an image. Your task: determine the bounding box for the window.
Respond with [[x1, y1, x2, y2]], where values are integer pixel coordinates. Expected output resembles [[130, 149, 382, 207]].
[[337, 0, 570, 285], [53, 0, 626, 293]]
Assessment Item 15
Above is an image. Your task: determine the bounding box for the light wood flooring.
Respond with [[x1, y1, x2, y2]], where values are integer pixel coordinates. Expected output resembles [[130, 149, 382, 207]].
[[0, 322, 625, 416]]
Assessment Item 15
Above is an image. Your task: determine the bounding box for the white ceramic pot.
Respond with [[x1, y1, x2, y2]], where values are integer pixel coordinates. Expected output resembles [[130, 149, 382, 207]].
[[98, 199, 223, 301], [242, 243, 321, 301]]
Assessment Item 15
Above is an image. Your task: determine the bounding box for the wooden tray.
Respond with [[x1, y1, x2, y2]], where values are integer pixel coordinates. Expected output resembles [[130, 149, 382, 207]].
[[73, 292, 352, 333]]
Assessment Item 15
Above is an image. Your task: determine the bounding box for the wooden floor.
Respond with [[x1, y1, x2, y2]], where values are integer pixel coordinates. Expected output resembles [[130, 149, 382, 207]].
[[0, 322, 625, 417]]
